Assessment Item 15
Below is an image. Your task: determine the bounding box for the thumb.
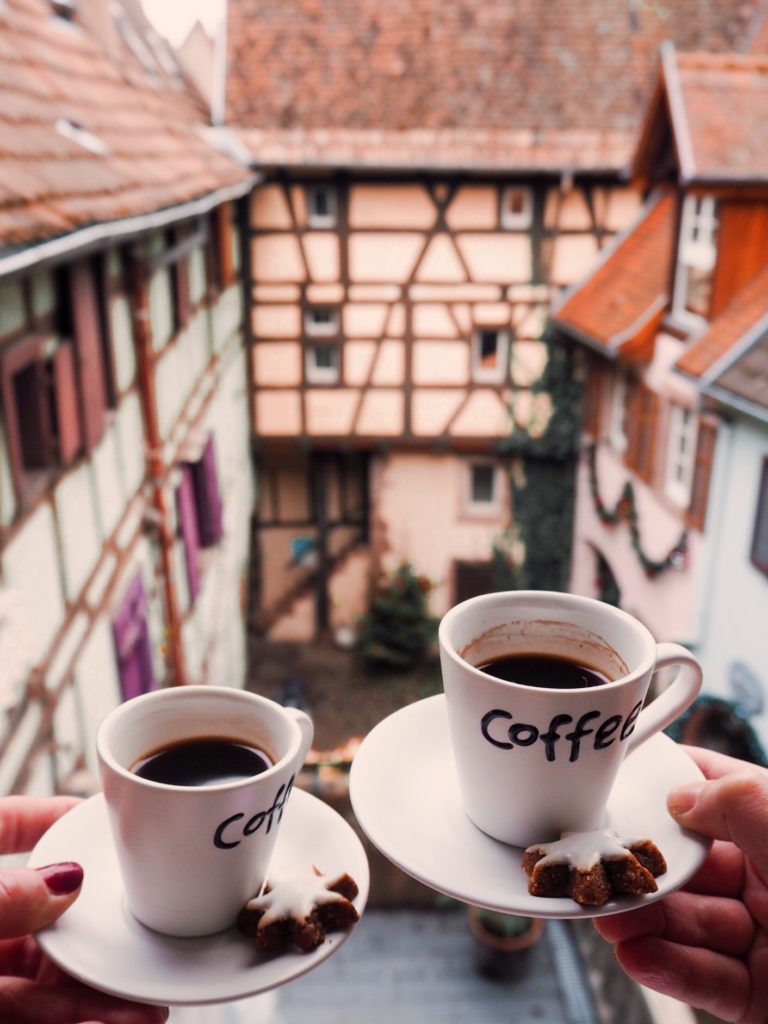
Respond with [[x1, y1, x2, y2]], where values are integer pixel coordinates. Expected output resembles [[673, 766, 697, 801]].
[[0, 862, 83, 938], [668, 770, 768, 881]]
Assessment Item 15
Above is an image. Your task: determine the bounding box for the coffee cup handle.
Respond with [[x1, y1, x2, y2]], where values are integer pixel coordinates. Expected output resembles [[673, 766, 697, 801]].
[[626, 642, 703, 754], [286, 707, 314, 768]]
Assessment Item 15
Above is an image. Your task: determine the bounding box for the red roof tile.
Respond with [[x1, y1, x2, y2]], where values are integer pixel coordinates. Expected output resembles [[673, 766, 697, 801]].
[[0, 0, 251, 253], [674, 52, 768, 181], [676, 261, 768, 379], [551, 191, 676, 353], [227, 0, 762, 170]]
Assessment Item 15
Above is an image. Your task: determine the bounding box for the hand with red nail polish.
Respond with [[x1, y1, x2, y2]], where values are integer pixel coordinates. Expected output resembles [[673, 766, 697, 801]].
[[0, 795, 168, 1024], [594, 746, 768, 1023]]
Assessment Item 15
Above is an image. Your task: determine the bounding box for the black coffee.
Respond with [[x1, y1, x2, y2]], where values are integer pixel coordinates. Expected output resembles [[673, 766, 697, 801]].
[[132, 737, 272, 787], [477, 653, 612, 689]]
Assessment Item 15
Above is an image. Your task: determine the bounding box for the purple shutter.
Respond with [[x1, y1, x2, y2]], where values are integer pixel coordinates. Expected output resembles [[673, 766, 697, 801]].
[[177, 466, 201, 602], [191, 436, 224, 547], [112, 573, 155, 701]]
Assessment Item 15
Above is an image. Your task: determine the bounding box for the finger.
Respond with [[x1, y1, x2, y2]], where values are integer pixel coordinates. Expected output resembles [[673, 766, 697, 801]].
[[0, 863, 83, 938], [683, 840, 745, 898], [614, 935, 749, 1022], [680, 745, 768, 782], [0, 797, 80, 856], [668, 769, 768, 882], [594, 890, 754, 956], [0, 978, 168, 1024]]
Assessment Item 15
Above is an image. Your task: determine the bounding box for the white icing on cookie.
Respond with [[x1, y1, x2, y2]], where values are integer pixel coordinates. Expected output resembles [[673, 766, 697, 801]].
[[525, 829, 642, 872], [244, 869, 350, 927]]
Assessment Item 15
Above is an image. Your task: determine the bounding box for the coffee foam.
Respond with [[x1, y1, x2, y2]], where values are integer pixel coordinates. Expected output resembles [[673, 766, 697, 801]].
[[459, 619, 628, 681]]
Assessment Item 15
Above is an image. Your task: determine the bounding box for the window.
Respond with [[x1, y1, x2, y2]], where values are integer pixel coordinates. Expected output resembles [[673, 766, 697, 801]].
[[687, 416, 718, 531], [624, 378, 659, 484], [751, 457, 768, 576], [665, 405, 698, 507], [305, 307, 339, 337], [176, 435, 224, 604], [306, 344, 340, 384], [672, 196, 719, 326], [471, 328, 509, 383], [466, 462, 502, 516], [206, 204, 236, 294], [112, 573, 156, 701], [166, 228, 192, 331], [500, 186, 533, 229], [306, 185, 337, 228], [0, 334, 81, 502]]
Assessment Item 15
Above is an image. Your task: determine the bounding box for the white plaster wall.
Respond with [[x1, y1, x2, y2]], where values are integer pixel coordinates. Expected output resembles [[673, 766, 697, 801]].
[[0, 522, 56, 666], [110, 293, 136, 393], [691, 418, 768, 745], [54, 464, 102, 601], [0, 420, 17, 526], [569, 447, 701, 643], [374, 452, 509, 616], [73, 617, 122, 778]]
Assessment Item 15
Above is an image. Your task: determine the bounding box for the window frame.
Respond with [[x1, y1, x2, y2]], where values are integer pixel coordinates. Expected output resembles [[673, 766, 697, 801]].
[[304, 306, 340, 337], [305, 343, 340, 385], [664, 404, 698, 508], [306, 185, 338, 228], [671, 195, 719, 329], [465, 461, 502, 517], [500, 186, 533, 230], [750, 457, 768, 577], [471, 327, 510, 384]]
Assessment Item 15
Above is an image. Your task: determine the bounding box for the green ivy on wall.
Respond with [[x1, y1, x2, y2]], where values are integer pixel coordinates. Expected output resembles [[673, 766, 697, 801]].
[[493, 334, 583, 592]]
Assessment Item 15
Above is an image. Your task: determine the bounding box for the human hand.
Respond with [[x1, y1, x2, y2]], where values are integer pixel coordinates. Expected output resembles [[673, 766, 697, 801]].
[[594, 745, 768, 1023], [0, 795, 168, 1024]]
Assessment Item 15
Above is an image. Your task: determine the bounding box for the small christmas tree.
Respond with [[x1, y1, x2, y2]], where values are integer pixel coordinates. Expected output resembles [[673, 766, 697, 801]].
[[358, 563, 437, 671]]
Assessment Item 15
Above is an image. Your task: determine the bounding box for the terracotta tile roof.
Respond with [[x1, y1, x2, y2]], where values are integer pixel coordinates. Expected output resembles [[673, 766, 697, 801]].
[[0, 0, 251, 254], [676, 262, 768, 379], [550, 191, 675, 354], [712, 333, 768, 414], [670, 51, 768, 181], [236, 126, 634, 173], [227, 0, 761, 171]]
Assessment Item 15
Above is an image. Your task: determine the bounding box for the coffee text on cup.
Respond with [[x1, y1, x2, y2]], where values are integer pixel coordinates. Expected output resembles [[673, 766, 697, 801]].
[[480, 702, 643, 763], [213, 776, 294, 849]]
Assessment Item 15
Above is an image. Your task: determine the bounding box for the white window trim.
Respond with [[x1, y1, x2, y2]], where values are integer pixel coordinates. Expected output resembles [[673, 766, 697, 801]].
[[608, 370, 628, 453], [500, 186, 533, 229], [304, 307, 339, 337], [465, 461, 502, 517], [306, 186, 338, 228], [305, 344, 339, 385], [671, 196, 718, 329], [665, 405, 697, 507], [471, 328, 510, 384]]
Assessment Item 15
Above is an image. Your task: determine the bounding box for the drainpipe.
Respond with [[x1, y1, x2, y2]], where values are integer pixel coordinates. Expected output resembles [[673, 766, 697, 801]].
[[126, 247, 186, 686]]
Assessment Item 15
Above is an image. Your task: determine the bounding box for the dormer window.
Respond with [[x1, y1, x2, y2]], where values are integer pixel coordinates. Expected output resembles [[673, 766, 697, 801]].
[[471, 328, 509, 383], [305, 307, 339, 337], [306, 186, 337, 228], [55, 119, 109, 156], [672, 196, 719, 327], [500, 186, 533, 229]]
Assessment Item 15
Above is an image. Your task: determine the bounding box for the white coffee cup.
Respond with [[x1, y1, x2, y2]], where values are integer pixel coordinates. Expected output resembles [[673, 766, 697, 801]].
[[97, 686, 313, 937], [438, 591, 702, 848]]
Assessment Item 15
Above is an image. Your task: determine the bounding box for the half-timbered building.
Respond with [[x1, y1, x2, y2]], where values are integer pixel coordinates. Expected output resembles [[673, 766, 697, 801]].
[[226, 0, 760, 642], [0, 0, 254, 794], [550, 43, 768, 758]]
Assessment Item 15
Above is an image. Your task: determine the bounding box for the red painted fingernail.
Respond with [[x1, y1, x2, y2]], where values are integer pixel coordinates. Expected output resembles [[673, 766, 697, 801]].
[[36, 862, 84, 895]]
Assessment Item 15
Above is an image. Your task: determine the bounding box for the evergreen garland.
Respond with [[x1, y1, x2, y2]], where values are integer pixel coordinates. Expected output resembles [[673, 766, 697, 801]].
[[587, 444, 688, 578]]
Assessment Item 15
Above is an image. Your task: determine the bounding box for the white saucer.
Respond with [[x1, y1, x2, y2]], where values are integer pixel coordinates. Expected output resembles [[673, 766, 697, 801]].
[[349, 695, 710, 920], [28, 789, 369, 1006]]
